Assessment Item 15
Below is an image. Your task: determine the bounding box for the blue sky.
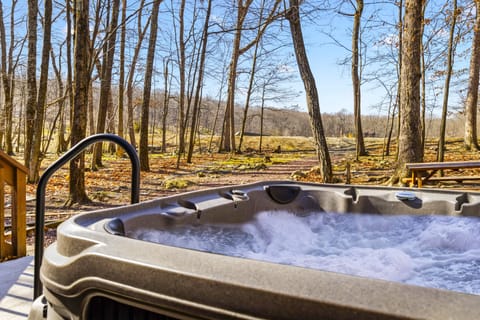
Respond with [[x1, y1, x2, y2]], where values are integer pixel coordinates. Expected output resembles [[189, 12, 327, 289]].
[[287, 0, 473, 117], [285, 5, 390, 116], [303, 35, 355, 114], [7, 0, 385, 116], [7, 0, 465, 118]]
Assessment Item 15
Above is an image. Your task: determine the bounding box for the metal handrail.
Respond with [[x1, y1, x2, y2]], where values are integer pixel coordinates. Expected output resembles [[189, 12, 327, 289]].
[[33, 134, 140, 298]]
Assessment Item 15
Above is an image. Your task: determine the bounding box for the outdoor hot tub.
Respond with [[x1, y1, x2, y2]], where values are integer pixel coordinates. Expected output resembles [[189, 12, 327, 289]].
[[30, 181, 480, 319]]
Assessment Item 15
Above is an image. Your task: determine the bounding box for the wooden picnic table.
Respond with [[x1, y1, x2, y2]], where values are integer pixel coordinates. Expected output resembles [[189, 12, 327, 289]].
[[405, 160, 480, 187]]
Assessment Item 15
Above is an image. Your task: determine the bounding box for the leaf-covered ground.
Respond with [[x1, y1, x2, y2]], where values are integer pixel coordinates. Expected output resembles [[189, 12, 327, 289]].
[[17, 136, 480, 253]]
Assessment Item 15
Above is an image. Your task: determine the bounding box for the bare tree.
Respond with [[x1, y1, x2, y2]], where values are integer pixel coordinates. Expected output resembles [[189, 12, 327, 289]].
[[351, 0, 366, 159], [237, 1, 288, 152], [139, 0, 162, 171], [0, 0, 17, 155], [91, 0, 120, 170], [237, 38, 260, 153], [221, 0, 281, 153], [116, 0, 127, 157], [464, 0, 480, 150], [126, 0, 149, 148], [28, 0, 52, 182], [50, 47, 68, 155], [383, 0, 402, 157], [392, 0, 424, 183], [68, 0, 91, 205], [161, 57, 173, 153], [221, 0, 251, 153], [187, 0, 212, 163], [437, 0, 458, 163], [25, 0, 37, 165], [420, 1, 427, 151], [209, 51, 229, 153], [337, 0, 367, 158], [58, 0, 74, 154], [175, 0, 186, 167], [286, 0, 332, 182]]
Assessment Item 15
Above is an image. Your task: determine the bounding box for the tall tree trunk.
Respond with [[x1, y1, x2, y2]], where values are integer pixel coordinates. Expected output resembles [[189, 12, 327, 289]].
[[88, 82, 94, 136], [92, 0, 120, 170], [385, 101, 397, 157], [393, 0, 424, 182], [16, 92, 24, 153], [237, 42, 258, 153], [420, 1, 427, 152], [161, 58, 171, 153], [126, 94, 136, 146], [222, 1, 251, 153], [394, 0, 403, 160], [208, 67, 227, 153], [187, 0, 212, 163], [7, 0, 15, 154], [25, 0, 37, 165], [126, 0, 149, 148], [259, 83, 266, 152], [51, 49, 67, 155], [381, 85, 395, 158], [176, 0, 187, 168], [107, 91, 116, 153], [352, 0, 366, 159], [183, 40, 199, 148], [238, 2, 265, 153], [139, 0, 161, 171], [287, 0, 332, 182], [68, 0, 90, 205], [221, 0, 280, 153], [116, 0, 127, 157], [63, 0, 73, 153], [0, 0, 14, 155], [28, 0, 52, 183], [464, 0, 480, 151], [437, 0, 458, 163], [0, 79, 3, 149]]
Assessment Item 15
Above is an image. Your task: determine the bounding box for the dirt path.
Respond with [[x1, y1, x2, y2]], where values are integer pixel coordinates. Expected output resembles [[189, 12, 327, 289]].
[[193, 156, 320, 188]]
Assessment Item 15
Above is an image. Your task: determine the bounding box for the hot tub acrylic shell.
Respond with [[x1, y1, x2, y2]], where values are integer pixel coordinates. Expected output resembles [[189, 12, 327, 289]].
[[33, 181, 480, 319]]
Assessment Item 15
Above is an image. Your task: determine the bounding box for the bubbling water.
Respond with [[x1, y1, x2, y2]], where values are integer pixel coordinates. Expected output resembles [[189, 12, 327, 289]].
[[129, 211, 480, 295]]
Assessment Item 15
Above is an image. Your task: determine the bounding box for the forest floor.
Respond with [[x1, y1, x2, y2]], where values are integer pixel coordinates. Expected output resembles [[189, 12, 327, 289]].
[[10, 136, 480, 253]]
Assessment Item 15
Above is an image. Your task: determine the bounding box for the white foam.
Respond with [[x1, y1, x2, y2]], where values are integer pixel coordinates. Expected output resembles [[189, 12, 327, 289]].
[[129, 210, 480, 295]]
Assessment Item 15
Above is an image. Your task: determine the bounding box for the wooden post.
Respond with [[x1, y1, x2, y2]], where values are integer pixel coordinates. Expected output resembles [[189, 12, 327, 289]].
[[0, 150, 27, 259], [345, 161, 351, 184], [13, 167, 27, 256], [0, 165, 5, 258]]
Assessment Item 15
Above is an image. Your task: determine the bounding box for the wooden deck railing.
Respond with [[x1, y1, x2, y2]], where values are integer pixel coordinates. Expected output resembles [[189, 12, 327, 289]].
[[0, 150, 27, 259]]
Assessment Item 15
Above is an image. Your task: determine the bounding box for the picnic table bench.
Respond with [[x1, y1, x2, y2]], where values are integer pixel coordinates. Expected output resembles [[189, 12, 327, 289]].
[[405, 160, 480, 187]]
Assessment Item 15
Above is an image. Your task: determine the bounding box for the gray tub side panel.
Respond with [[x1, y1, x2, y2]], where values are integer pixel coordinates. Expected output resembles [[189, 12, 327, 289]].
[[41, 181, 480, 320], [41, 234, 480, 320]]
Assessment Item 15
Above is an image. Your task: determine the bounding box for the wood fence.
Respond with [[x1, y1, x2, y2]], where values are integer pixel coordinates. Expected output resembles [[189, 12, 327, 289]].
[[0, 150, 27, 259]]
